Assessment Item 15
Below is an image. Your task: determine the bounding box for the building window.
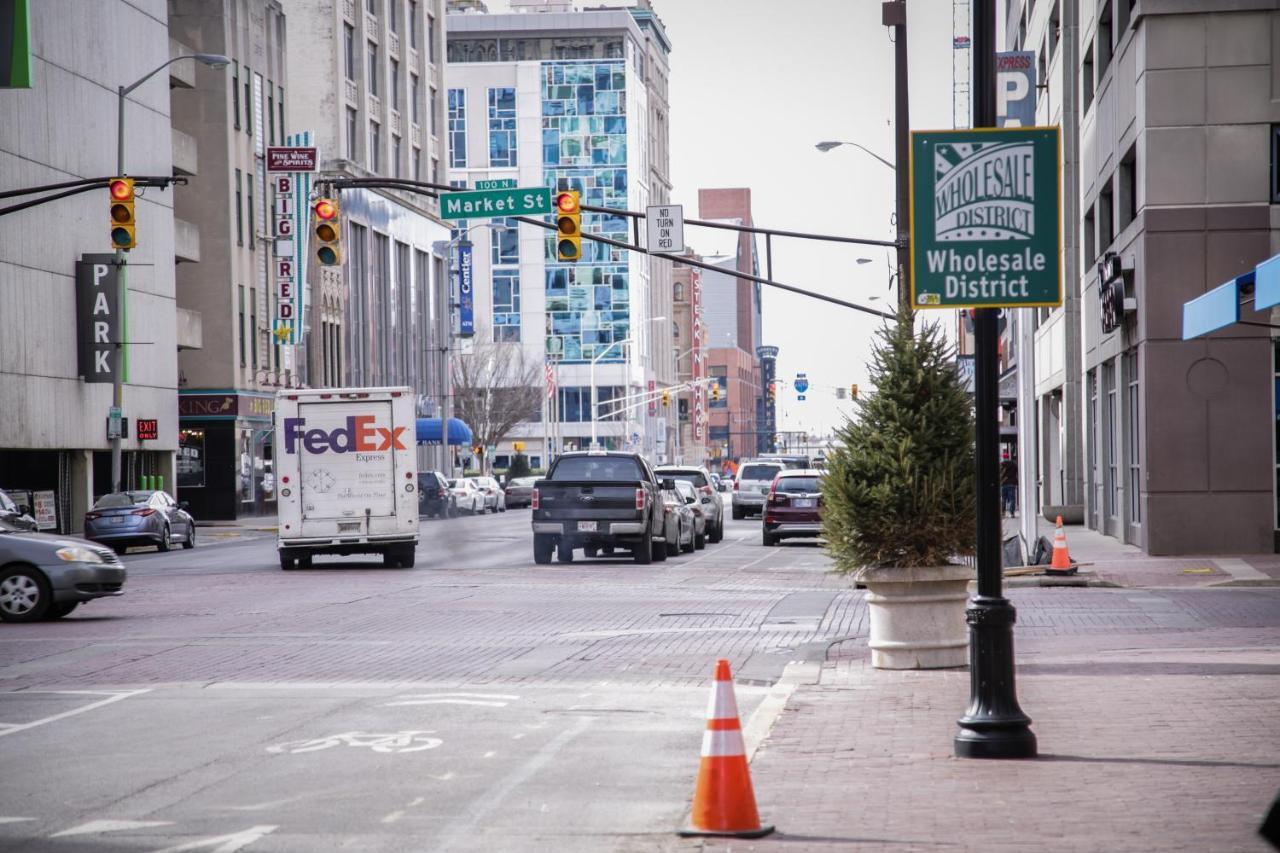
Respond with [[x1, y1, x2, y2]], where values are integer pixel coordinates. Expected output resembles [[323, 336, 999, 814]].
[[349, 223, 368, 384], [388, 0, 397, 32], [493, 268, 521, 342], [344, 24, 356, 80], [232, 61, 240, 129], [368, 42, 379, 96], [674, 282, 684, 301], [556, 386, 623, 422], [366, 0, 376, 14], [1082, 43, 1095, 114], [1119, 143, 1137, 232], [1097, 0, 1114, 80], [488, 87, 517, 167], [448, 88, 467, 168], [244, 67, 252, 135], [1270, 126, 1280, 204], [238, 285, 247, 367], [246, 175, 255, 249], [1104, 360, 1119, 520], [1083, 203, 1096, 267], [1099, 179, 1114, 252], [267, 84, 275, 144], [429, 86, 438, 136], [346, 107, 358, 160], [234, 169, 243, 246], [369, 120, 381, 172], [374, 232, 391, 382], [391, 59, 400, 108], [412, 146, 422, 181], [428, 14, 436, 63], [1049, 0, 1061, 57], [392, 134, 402, 177], [411, 73, 420, 124], [1125, 350, 1141, 524], [491, 218, 519, 265], [409, 1, 418, 49], [250, 287, 258, 369], [278, 86, 285, 141]]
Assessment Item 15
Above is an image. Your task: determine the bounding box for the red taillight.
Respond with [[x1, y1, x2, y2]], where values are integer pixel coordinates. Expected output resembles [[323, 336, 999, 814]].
[[133, 508, 155, 517], [531, 488, 540, 510], [437, 488, 445, 498], [733, 480, 740, 491], [635, 488, 645, 510], [85, 512, 101, 521]]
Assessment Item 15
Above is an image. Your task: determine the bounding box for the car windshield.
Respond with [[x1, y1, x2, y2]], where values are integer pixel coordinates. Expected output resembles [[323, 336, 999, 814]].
[[0, 491, 16, 513], [658, 470, 708, 488], [93, 492, 150, 509], [740, 464, 782, 481], [550, 456, 643, 481], [675, 482, 697, 501], [776, 476, 820, 494]]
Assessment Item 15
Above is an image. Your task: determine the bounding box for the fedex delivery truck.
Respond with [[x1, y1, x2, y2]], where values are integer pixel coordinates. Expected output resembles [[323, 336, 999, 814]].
[[275, 387, 419, 570]]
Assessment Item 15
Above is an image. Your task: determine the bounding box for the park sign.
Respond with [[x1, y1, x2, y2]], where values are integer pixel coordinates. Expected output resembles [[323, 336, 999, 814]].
[[909, 127, 1061, 309], [440, 186, 551, 221]]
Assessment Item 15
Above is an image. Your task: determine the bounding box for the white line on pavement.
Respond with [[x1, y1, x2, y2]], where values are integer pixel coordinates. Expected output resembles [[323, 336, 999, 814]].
[[51, 820, 175, 837], [1213, 558, 1269, 581], [148, 824, 278, 853], [0, 818, 36, 825], [0, 689, 149, 738], [382, 699, 510, 707]]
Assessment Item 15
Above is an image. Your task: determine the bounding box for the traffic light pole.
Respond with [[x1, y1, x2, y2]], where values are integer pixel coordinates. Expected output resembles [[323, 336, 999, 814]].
[[110, 83, 128, 495], [884, 0, 912, 315]]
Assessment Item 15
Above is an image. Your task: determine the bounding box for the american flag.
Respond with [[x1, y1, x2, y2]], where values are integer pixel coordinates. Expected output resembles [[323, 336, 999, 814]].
[[544, 361, 557, 399]]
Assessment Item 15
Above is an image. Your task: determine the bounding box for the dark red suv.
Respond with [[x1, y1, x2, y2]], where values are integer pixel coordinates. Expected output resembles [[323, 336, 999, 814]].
[[762, 469, 824, 546]]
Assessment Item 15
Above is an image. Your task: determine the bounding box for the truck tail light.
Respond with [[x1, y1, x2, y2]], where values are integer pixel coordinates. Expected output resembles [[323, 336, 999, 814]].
[[635, 488, 645, 510], [531, 488, 540, 510], [437, 488, 446, 498]]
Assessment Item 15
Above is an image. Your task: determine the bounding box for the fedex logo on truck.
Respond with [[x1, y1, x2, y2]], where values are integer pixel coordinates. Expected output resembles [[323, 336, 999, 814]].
[[283, 416, 408, 454]]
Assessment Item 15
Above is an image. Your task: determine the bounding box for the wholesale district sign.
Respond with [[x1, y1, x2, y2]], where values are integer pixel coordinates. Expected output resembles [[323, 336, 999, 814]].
[[909, 127, 1061, 309]]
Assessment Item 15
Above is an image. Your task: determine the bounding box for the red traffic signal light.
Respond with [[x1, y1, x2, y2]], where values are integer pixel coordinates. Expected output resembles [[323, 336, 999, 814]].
[[109, 177, 136, 250], [555, 190, 581, 262], [313, 198, 342, 265]]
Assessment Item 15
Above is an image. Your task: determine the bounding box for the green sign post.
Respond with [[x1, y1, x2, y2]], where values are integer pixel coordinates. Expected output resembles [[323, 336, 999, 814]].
[[909, 127, 1061, 309], [439, 186, 551, 221], [1, 0, 33, 89]]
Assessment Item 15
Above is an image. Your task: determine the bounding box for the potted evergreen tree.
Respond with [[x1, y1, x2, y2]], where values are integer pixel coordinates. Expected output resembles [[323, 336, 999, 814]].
[[821, 309, 976, 669]]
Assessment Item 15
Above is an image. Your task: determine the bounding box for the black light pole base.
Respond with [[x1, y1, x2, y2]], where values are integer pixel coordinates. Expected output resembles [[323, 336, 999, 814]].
[[954, 595, 1037, 759]]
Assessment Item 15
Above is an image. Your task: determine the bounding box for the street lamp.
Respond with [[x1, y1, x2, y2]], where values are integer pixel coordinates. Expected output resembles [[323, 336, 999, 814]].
[[431, 221, 510, 476], [587, 315, 666, 450], [109, 52, 230, 495], [814, 140, 895, 171]]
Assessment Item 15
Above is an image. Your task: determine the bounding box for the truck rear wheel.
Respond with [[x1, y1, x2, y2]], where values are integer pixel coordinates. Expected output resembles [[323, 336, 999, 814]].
[[557, 541, 574, 563], [280, 554, 297, 571], [533, 534, 554, 564], [633, 531, 652, 565]]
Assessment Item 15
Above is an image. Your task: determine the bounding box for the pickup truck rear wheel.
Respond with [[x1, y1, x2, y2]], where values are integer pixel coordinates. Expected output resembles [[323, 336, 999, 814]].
[[633, 531, 652, 565], [533, 534, 554, 564], [732, 506, 744, 520], [557, 541, 574, 563]]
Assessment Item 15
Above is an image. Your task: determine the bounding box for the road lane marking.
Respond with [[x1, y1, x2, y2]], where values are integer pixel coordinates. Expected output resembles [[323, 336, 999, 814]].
[[148, 825, 277, 853], [431, 715, 594, 853], [381, 692, 519, 708], [0, 817, 36, 825], [0, 689, 149, 738], [52, 820, 175, 837], [267, 731, 443, 754], [1213, 558, 1269, 581]]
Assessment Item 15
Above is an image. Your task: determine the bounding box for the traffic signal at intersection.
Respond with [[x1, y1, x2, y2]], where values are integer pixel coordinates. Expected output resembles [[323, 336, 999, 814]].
[[851, 383, 859, 399], [313, 197, 342, 266], [109, 177, 136, 250], [555, 190, 581, 262], [712, 382, 721, 403], [661, 389, 670, 407]]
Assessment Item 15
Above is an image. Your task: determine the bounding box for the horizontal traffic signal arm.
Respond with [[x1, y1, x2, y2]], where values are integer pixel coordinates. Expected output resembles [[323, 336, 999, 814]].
[[0, 175, 184, 218], [320, 177, 894, 319]]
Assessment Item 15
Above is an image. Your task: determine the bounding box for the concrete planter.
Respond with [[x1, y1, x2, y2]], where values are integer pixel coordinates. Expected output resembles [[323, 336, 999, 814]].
[[860, 564, 972, 669]]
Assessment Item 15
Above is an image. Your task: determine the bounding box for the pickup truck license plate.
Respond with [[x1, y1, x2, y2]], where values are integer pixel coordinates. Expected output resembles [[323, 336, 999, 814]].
[[577, 520, 598, 532], [794, 498, 816, 508]]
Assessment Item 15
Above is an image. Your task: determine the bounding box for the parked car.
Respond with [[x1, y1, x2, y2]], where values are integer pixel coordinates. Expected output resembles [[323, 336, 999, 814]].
[[418, 471, 455, 519], [531, 452, 675, 564], [731, 461, 785, 519], [762, 469, 825, 546], [447, 478, 486, 515], [674, 480, 708, 550], [503, 476, 538, 509], [473, 477, 507, 513], [661, 482, 696, 556], [655, 466, 723, 543], [0, 516, 126, 621], [0, 489, 37, 531], [756, 454, 812, 470], [83, 490, 195, 554]]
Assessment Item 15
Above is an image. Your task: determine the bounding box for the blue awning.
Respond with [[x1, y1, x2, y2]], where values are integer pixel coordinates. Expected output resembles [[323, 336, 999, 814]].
[[416, 417, 473, 446]]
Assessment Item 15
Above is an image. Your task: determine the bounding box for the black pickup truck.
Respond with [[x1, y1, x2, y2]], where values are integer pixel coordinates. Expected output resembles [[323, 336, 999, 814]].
[[530, 452, 675, 565]]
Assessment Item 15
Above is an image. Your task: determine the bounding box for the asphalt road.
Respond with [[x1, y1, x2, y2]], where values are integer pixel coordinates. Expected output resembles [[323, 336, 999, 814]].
[[0, 508, 853, 852]]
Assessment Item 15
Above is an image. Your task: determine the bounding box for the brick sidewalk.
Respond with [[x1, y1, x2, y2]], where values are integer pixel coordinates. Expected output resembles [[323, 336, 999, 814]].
[[692, 593, 1280, 853]]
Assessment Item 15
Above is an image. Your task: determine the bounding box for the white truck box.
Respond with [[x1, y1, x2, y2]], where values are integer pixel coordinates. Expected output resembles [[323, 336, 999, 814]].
[[275, 387, 419, 569]]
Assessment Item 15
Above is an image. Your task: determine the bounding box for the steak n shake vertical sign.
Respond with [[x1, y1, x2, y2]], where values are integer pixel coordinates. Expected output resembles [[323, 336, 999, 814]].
[[910, 127, 1061, 309]]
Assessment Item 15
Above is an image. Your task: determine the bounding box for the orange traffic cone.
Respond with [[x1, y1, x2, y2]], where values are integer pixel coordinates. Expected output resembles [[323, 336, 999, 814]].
[[678, 659, 774, 839], [1047, 515, 1076, 574]]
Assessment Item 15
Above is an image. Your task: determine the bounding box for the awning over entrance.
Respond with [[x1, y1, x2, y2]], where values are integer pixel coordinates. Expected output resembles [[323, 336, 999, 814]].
[[416, 417, 473, 447]]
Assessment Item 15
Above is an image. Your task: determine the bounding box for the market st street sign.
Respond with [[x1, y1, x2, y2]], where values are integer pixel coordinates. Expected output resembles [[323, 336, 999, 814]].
[[910, 127, 1061, 309], [439, 187, 551, 220]]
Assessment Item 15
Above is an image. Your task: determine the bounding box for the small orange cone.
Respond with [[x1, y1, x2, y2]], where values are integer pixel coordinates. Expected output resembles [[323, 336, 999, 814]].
[[678, 659, 774, 839], [1047, 515, 1076, 574]]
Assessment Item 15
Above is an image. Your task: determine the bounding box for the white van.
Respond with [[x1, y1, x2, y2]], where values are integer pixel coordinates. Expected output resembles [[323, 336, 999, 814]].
[[275, 387, 419, 569]]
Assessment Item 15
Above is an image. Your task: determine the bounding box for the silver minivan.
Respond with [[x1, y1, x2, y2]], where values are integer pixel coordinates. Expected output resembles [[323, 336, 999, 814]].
[[731, 461, 784, 519]]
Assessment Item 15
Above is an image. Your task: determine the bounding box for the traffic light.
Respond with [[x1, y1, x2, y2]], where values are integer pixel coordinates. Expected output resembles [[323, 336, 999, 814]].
[[313, 197, 342, 266], [555, 190, 581, 262], [661, 389, 670, 407], [712, 382, 721, 403], [109, 177, 136, 250], [851, 383, 859, 399]]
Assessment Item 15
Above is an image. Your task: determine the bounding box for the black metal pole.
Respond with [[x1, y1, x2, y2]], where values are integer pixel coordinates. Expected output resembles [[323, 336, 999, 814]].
[[954, 0, 1037, 760], [883, 0, 911, 315]]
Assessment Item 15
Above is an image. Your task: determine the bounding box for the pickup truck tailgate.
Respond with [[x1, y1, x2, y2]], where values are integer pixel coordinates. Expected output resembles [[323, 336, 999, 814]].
[[536, 481, 644, 521]]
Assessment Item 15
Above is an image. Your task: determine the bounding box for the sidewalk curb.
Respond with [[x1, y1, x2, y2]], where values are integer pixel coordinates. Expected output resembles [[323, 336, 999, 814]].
[[981, 573, 1120, 589], [742, 661, 820, 761], [1207, 579, 1280, 588]]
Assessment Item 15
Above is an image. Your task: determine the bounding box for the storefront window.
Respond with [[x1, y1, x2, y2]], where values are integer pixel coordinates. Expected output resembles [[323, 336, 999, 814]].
[[239, 429, 255, 504], [178, 428, 206, 489]]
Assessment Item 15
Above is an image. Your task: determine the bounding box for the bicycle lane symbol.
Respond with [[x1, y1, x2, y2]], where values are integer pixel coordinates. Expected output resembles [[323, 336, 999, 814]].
[[266, 731, 443, 755]]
